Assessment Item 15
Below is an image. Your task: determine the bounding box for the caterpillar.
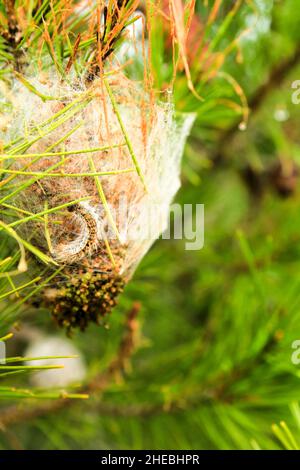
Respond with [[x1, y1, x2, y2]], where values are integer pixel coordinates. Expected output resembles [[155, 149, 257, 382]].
[[51, 201, 102, 264]]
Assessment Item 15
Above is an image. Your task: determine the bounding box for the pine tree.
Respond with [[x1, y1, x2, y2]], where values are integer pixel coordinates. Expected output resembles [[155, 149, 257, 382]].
[[1, 0, 300, 451]]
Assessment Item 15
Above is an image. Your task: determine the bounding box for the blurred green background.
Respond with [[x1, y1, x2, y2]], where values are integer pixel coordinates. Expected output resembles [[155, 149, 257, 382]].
[[2, 0, 300, 450]]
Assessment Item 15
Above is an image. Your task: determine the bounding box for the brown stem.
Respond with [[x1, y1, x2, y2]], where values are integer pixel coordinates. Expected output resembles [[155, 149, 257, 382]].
[[0, 302, 141, 430], [1, 0, 25, 71], [3, 0, 20, 47], [88, 333, 280, 418], [0, 302, 280, 428], [212, 45, 300, 164], [86, 0, 132, 81]]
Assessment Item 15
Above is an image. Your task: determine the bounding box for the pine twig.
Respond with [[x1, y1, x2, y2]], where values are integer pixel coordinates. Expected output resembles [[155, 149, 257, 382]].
[[1, 0, 25, 71], [212, 45, 300, 164], [0, 302, 141, 430], [2, 0, 21, 47]]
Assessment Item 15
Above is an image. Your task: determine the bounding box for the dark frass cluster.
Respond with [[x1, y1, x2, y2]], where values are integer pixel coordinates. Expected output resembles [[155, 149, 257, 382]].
[[48, 271, 125, 335]]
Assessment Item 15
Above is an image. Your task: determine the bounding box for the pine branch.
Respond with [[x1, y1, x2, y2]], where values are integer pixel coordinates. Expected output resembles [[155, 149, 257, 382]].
[[0, 0, 24, 71], [101, 0, 131, 60], [86, 0, 137, 81], [211, 45, 300, 164], [0, 300, 280, 428], [2, 0, 21, 47]]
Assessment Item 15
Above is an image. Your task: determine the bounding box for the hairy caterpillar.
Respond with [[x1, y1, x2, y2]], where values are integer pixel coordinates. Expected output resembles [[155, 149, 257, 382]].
[[51, 201, 102, 264]]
